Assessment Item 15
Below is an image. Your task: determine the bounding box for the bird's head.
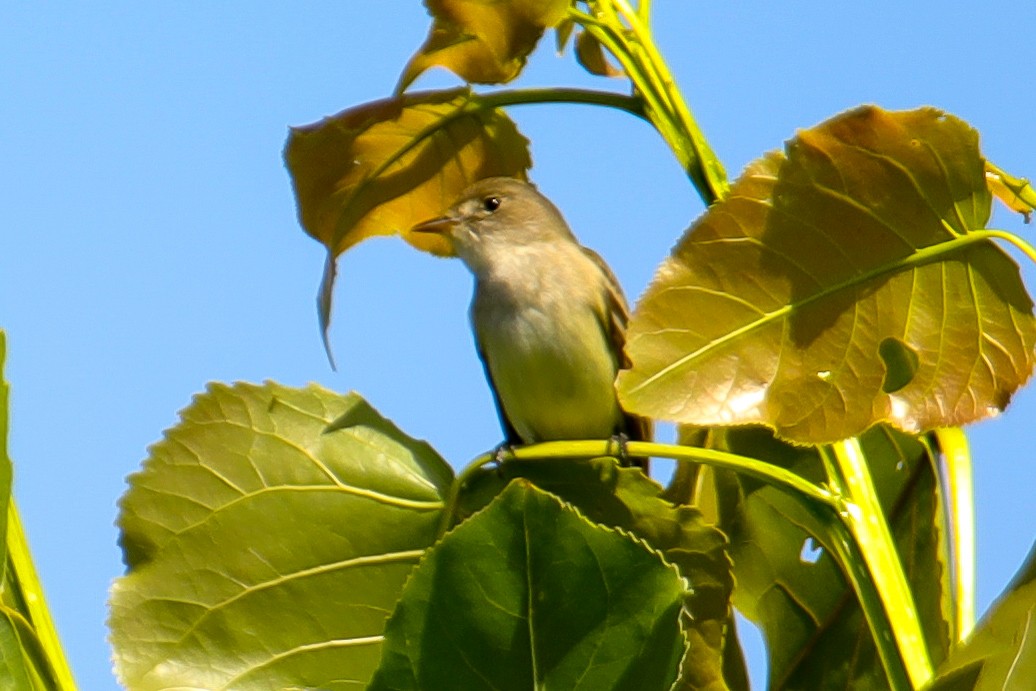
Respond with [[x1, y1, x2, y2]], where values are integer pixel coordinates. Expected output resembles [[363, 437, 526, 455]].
[[410, 177, 574, 274]]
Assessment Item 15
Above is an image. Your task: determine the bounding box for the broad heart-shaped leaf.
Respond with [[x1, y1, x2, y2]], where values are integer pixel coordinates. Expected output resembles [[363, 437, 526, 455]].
[[369, 481, 687, 691], [456, 457, 742, 691], [398, 0, 571, 90], [109, 383, 453, 691], [284, 87, 531, 359], [929, 541, 1036, 690], [695, 425, 952, 689], [619, 106, 1036, 444]]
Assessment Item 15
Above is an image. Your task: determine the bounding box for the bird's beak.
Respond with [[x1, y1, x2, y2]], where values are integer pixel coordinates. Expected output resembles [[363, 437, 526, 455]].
[[408, 215, 459, 257], [410, 215, 458, 236]]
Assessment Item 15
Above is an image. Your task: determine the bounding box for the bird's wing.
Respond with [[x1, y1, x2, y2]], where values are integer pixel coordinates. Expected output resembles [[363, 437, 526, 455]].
[[473, 324, 523, 447], [581, 246, 653, 445]]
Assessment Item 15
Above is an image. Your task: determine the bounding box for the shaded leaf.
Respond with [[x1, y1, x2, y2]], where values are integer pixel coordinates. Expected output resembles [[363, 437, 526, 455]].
[[697, 425, 952, 689], [0, 611, 39, 691], [284, 88, 531, 360], [398, 0, 571, 90], [929, 541, 1036, 690], [985, 161, 1035, 223], [619, 106, 1036, 444], [109, 383, 453, 691], [575, 29, 624, 78], [457, 457, 741, 691], [370, 481, 686, 691]]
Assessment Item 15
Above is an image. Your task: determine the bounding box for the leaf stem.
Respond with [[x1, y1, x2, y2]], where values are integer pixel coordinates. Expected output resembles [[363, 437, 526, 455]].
[[476, 86, 647, 120], [507, 440, 836, 507], [5, 502, 77, 690], [578, 1, 729, 204], [436, 453, 498, 538], [975, 228, 1036, 264], [931, 427, 976, 640]]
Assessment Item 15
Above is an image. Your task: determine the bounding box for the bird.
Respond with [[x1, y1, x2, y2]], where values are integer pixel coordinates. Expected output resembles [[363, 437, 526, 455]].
[[410, 177, 650, 469]]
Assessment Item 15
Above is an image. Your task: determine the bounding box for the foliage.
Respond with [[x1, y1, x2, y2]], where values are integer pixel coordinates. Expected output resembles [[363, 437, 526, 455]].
[[3, 1, 1036, 690], [122, 0, 1036, 688]]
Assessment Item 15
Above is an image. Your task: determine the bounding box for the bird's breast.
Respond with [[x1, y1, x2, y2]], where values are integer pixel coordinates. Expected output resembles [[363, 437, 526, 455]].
[[472, 267, 622, 443]]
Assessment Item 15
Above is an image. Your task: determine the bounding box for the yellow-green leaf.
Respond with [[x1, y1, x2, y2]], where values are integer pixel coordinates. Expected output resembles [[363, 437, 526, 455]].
[[985, 161, 1035, 223], [109, 384, 453, 691], [284, 88, 531, 359], [398, 0, 571, 90], [619, 106, 1036, 444], [929, 541, 1036, 690]]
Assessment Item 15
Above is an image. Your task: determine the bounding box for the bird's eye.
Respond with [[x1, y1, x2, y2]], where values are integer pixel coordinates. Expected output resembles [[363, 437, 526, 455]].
[[482, 196, 501, 212]]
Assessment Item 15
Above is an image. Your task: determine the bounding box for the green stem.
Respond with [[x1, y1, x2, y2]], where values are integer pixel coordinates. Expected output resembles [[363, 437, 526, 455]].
[[476, 86, 647, 120], [931, 427, 976, 640], [436, 453, 498, 538], [821, 516, 915, 691], [579, 1, 729, 204], [975, 228, 1036, 264], [509, 440, 835, 506], [827, 440, 933, 688]]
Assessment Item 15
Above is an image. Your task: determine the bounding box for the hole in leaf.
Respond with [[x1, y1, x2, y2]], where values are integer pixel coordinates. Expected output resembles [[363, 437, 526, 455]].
[[799, 537, 823, 564], [879, 336, 920, 394]]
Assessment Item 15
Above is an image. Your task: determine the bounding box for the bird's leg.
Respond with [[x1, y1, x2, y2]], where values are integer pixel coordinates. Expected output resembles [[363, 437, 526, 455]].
[[609, 432, 631, 466], [492, 440, 516, 468]]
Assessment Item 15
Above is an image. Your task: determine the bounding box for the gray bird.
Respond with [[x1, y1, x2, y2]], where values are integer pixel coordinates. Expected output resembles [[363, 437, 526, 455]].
[[411, 177, 650, 468]]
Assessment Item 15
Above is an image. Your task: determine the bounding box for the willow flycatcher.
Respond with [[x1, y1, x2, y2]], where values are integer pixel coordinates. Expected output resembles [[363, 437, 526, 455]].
[[411, 177, 650, 468]]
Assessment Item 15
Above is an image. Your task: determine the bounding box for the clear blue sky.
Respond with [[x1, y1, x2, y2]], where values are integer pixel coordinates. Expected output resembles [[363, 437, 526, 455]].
[[2, 2, 1034, 689]]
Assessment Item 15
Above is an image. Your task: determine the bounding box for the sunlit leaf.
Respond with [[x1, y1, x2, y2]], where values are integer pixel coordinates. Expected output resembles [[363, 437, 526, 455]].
[[456, 458, 741, 690], [929, 541, 1036, 690], [109, 383, 453, 691], [369, 481, 687, 691], [695, 425, 952, 689], [398, 0, 571, 90], [619, 106, 1036, 444], [284, 87, 531, 360], [575, 30, 624, 78], [986, 161, 1035, 223]]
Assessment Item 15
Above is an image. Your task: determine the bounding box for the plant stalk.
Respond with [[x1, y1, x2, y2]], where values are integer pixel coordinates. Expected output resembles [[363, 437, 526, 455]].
[[5, 502, 78, 690], [827, 440, 934, 688]]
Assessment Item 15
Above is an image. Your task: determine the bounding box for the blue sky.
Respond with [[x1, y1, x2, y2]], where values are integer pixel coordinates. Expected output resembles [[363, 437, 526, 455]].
[[2, 2, 1034, 688]]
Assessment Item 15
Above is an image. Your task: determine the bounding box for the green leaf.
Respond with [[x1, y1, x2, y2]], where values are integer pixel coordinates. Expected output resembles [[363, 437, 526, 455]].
[[928, 541, 1036, 690], [370, 481, 687, 691], [619, 106, 1036, 444], [456, 457, 741, 690], [702, 425, 952, 689], [398, 0, 571, 90], [109, 383, 453, 691], [283, 87, 531, 360]]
